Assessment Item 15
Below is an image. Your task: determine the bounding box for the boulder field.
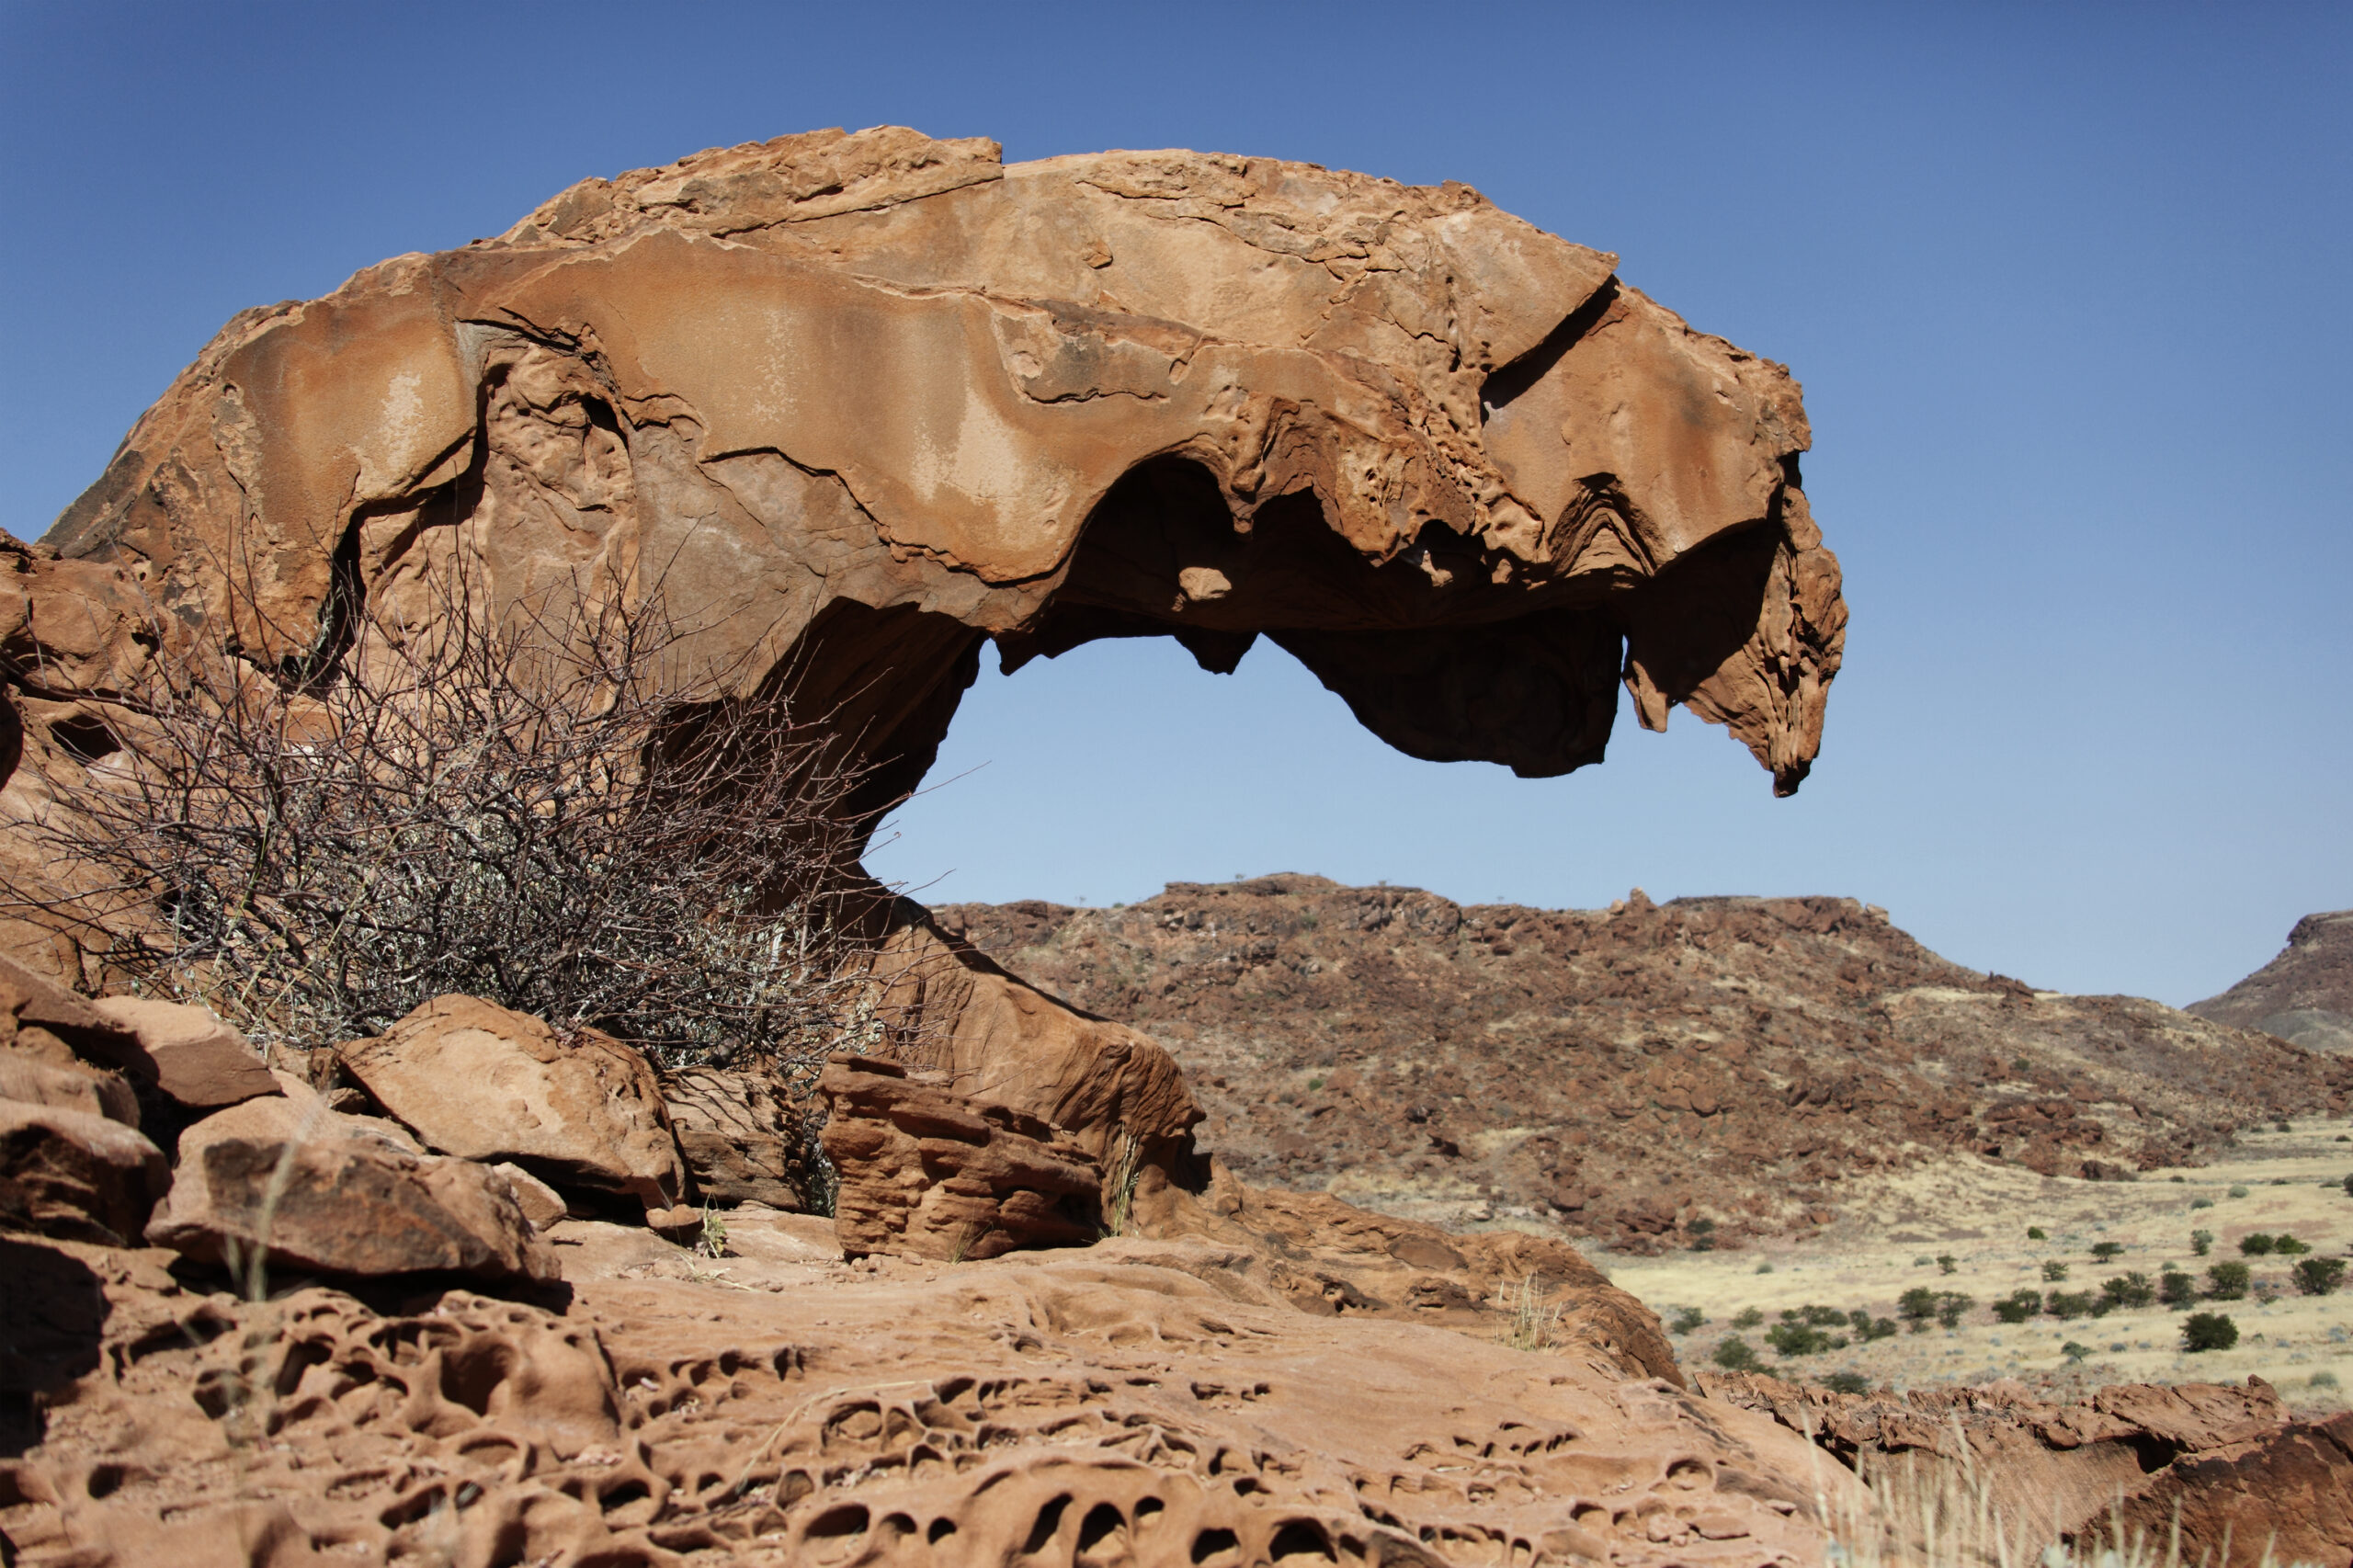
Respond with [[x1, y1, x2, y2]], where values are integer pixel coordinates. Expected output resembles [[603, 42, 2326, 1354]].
[[0, 129, 2343, 1562]]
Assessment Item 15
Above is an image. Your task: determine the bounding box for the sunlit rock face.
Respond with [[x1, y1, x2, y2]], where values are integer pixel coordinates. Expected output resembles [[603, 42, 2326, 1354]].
[[20, 126, 1845, 1180], [43, 124, 1843, 803]]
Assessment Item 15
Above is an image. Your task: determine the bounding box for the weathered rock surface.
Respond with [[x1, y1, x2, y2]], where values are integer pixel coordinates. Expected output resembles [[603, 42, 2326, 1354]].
[[659, 1062, 809, 1209], [0, 1100, 165, 1244], [0, 953, 143, 1084], [85, 995, 274, 1109], [2191, 908, 2353, 1053], [9, 128, 1846, 1214], [820, 1053, 1105, 1260], [0, 1223, 1852, 1566], [0, 1055, 136, 1126], [493, 1160, 570, 1228], [941, 878, 2353, 1249], [336, 994, 686, 1210], [1701, 1369, 2353, 1564], [146, 1093, 559, 1284]]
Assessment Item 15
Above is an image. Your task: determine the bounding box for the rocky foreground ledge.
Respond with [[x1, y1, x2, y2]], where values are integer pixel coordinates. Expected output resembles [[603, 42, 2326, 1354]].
[[5, 945, 2349, 1565]]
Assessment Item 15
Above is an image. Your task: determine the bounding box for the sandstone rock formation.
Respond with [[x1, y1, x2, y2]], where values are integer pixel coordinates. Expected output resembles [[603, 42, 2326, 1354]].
[[820, 1053, 1106, 1260], [85, 995, 276, 1110], [146, 1092, 559, 1284], [335, 994, 687, 1212], [0, 1101, 165, 1245], [0, 1220, 1854, 1567], [2191, 908, 2353, 1053], [10, 124, 1845, 1200], [941, 878, 2353, 1249], [1701, 1369, 2353, 1564], [660, 1062, 811, 1209], [0, 955, 148, 1100]]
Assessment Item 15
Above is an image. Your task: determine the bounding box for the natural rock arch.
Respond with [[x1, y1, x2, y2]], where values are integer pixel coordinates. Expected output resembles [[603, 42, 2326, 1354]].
[[17, 126, 1847, 1207]]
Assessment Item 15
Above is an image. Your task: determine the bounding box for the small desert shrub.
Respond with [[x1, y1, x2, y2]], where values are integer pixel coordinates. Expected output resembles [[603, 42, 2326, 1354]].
[[2060, 1340, 2092, 1363], [2189, 1196, 2214, 1210], [2159, 1269, 2197, 1308], [1502, 1275, 1560, 1351], [1935, 1254, 1957, 1275], [1787, 1303, 1847, 1327], [1711, 1335, 1761, 1371], [2, 569, 894, 1074], [2272, 1233, 2311, 1256], [2313, 1369, 2341, 1390], [2274, 1119, 2293, 1133], [1912, 1255, 1934, 1267], [1731, 1306, 1764, 1330], [2205, 1260, 2251, 1301], [2046, 1290, 2097, 1321], [2190, 1228, 2214, 1256], [2292, 1256, 2347, 1296], [1688, 1216, 1716, 1252], [2239, 1233, 2276, 1256], [2181, 1312, 2238, 1352], [1667, 1306, 1707, 1335], [1819, 1370, 1871, 1395], [2025, 1225, 2046, 1240], [1935, 1291, 1972, 1329], [2228, 1184, 2249, 1199], [2088, 1241, 2123, 1263], [1896, 1287, 1939, 1328], [2343, 1172, 2353, 1196], [1754, 1261, 1774, 1275], [1847, 1309, 1898, 1342], [1765, 1320, 1843, 1358], [1992, 1290, 2042, 1324], [2099, 1272, 2156, 1311], [2041, 1260, 2070, 1282]]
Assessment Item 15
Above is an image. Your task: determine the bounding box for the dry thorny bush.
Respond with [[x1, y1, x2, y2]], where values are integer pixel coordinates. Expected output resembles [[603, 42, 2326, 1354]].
[[3, 566, 904, 1091]]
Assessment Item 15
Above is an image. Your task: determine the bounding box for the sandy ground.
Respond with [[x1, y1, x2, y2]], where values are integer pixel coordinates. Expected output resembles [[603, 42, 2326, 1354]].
[[1591, 1117, 2353, 1415]]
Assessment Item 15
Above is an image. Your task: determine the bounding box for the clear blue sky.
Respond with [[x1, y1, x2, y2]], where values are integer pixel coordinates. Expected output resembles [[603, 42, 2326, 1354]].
[[4, 2, 2346, 1006]]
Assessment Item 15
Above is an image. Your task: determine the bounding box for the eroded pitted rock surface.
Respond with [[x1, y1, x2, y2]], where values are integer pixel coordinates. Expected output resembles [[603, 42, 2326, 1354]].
[[0, 1223, 1849, 1567]]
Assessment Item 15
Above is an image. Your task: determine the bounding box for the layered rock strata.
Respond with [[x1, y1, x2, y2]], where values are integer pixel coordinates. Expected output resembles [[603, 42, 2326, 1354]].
[[819, 1053, 1105, 1260]]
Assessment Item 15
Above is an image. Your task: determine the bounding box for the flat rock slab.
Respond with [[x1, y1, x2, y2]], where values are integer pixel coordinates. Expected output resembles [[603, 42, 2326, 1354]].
[[336, 994, 684, 1209], [87, 996, 275, 1109]]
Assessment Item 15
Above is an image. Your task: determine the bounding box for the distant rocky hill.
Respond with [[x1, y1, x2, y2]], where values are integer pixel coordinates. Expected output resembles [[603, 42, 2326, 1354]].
[[2190, 909, 2353, 1053], [937, 877, 2353, 1252]]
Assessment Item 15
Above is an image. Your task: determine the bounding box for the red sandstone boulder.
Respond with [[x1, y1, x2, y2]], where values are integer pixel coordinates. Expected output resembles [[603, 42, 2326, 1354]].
[[0, 1054, 136, 1125], [335, 995, 685, 1211], [85, 995, 275, 1109], [660, 1063, 808, 1209], [0, 1100, 165, 1244], [147, 1095, 558, 1285]]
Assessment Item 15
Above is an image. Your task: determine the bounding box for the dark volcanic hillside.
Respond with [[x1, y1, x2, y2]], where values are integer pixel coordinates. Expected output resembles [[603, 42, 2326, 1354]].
[[937, 877, 2353, 1252], [2190, 909, 2353, 1053]]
